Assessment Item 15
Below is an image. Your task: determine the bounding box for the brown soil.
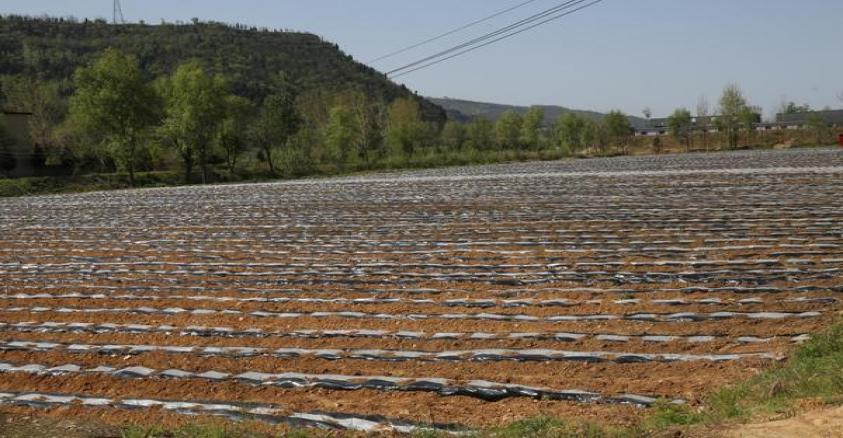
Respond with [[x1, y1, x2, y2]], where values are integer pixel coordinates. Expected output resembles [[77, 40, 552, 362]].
[[0, 374, 647, 429], [1, 151, 842, 431]]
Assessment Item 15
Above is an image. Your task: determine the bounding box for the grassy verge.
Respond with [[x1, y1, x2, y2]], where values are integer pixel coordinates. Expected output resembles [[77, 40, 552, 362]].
[[484, 320, 843, 438], [110, 321, 842, 437], [0, 171, 186, 197], [0, 147, 574, 198], [4, 143, 832, 198]]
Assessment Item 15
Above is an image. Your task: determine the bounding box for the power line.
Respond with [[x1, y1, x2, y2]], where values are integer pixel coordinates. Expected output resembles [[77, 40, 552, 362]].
[[368, 0, 543, 64], [386, 0, 593, 77], [386, 0, 585, 76], [387, 0, 603, 78]]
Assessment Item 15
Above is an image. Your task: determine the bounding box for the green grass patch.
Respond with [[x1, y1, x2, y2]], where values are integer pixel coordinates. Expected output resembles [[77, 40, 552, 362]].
[[704, 320, 843, 422], [477, 320, 843, 437]]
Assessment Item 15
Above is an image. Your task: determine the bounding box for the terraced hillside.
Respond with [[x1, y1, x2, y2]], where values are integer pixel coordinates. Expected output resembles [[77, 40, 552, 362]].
[[0, 148, 841, 433]]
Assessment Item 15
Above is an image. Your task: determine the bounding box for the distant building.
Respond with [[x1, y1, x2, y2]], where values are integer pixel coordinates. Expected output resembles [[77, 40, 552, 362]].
[[776, 110, 843, 129], [1, 110, 37, 178], [636, 115, 723, 137], [635, 110, 843, 137]]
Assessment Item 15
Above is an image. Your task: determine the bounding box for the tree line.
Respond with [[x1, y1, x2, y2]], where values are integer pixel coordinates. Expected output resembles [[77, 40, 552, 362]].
[[2, 48, 838, 184], [0, 48, 645, 184], [655, 84, 839, 153]]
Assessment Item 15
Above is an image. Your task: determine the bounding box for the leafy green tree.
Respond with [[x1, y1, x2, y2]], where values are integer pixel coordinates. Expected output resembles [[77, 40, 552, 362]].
[[520, 107, 544, 149], [465, 118, 494, 150], [248, 74, 301, 175], [159, 61, 228, 184], [218, 95, 254, 175], [325, 104, 360, 170], [440, 120, 466, 150], [780, 101, 812, 114], [495, 110, 522, 149], [293, 88, 332, 165], [668, 108, 693, 151], [346, 91, 385, 165], [582, 119, 604, 152], [717, 84, 748, 149], [68, 48, 158, 186], [556, 113, 587, 152], [385, 97, 426, 157], [603, 110, 632, 153], [738, 105, 761, 146]]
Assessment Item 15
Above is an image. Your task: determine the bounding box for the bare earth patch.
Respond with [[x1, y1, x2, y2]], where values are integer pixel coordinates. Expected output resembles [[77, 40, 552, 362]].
[[728, 405, 843, 438]]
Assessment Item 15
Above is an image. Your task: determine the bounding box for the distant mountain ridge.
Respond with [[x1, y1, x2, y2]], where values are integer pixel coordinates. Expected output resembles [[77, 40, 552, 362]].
[[0, 15, 446, 123], [429, 97, 647, 128]]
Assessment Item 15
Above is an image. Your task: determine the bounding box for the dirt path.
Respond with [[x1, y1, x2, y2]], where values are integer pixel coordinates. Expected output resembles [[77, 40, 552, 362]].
[[728, 405, 843, 438]]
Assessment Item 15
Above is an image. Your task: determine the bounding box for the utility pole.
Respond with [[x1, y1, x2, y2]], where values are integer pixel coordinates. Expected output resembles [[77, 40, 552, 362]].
[[113, 0, 125, 24]]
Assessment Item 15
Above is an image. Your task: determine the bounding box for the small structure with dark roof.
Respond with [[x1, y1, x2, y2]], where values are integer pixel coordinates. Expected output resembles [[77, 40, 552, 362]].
[[1, 110, 36, 178], [776, 110, 843, 128]]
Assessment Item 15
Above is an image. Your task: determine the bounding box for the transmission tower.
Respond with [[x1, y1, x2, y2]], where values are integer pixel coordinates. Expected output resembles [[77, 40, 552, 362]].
[[113, 0, 125, 24]]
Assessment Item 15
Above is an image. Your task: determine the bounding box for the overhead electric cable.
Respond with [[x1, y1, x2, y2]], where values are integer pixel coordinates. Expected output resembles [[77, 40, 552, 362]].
[[368, 0, 543, 64], [385, 0, 592, 76], [389, 0, 603, 78]]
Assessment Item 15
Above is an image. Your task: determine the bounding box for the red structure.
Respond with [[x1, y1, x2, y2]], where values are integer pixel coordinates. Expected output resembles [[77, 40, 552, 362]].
[[838, 133, 843, 146]]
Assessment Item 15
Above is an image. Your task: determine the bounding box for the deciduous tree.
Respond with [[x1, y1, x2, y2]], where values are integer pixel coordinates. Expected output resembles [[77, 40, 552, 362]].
[[495, 110, 522, 149], [69, 48, 158, 186], [668, 108, 693, 151], [717, 84, 747, 149], [603, 110, 632, 154], [159, 60, 228, 184], [218, 95, 254, 175], [385, 97, 426, 157], [465, 118, 494, 150], [346, 91, 384, 165], [779, 101, 812, 114], [248, 73, 301, 175], [520, 107, 544, 149], [556, 113, 587, 152], [738, 105, 761, 146], [325, 104, 360, 170], [440, 121, 466, 150]]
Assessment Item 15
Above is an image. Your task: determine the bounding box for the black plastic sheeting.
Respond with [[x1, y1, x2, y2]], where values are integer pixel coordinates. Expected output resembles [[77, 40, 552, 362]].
[[0, 391, 469, 433], [0, 305, 824, 323], [0, 362, 678, 406], [0, 340, 779, 363], [0, 321, 812, 345]]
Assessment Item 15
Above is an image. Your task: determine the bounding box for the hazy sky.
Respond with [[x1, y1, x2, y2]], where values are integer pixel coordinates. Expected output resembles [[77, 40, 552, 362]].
[[4, 0, 843, 117]]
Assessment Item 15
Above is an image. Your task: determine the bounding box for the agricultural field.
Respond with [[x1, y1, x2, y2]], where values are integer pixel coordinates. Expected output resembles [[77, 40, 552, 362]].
[[0, 148, 841, 434]]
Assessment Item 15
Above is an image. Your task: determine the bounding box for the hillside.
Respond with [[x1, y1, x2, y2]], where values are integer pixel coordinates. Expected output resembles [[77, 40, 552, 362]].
[[0, 15, 445, 122], [430, 97, 646, 128]]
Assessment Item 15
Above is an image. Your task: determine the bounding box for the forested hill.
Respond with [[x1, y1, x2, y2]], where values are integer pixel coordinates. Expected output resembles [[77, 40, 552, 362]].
[[0, 15, 445, 122], [430, 97, 646, 128]]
